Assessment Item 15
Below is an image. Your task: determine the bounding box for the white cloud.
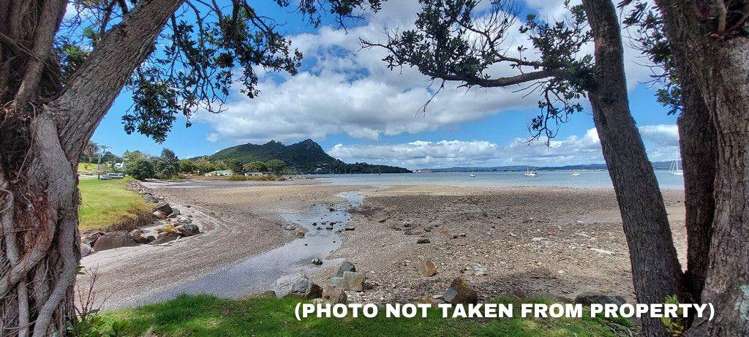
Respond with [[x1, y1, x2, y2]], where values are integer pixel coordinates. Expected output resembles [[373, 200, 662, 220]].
[[196, 0, 658, 144], [328, 124, 680, 169]]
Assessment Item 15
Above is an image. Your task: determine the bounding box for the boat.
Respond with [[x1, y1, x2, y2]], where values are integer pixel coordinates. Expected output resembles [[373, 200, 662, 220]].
[[523, 168, 537, 177], [670, 160, 683, 176], [469, 173, 476, 177], [571, 171, 580, 176]]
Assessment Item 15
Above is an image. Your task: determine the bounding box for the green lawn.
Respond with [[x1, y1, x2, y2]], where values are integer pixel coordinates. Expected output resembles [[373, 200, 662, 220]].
[[80, 295, 631, 337], [78, 177, 152, 232]]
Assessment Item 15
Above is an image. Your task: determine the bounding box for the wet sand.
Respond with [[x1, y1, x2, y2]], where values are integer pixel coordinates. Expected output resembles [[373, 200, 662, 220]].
[[80, 179, 685, 309]]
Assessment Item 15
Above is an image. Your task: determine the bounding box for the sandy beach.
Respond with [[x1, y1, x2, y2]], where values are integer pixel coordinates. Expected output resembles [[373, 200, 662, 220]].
[[80, 178, 685, 309]]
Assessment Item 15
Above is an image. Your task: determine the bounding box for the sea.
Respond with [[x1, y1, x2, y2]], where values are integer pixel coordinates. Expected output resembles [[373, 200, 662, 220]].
[[315, 169, 684, 190]]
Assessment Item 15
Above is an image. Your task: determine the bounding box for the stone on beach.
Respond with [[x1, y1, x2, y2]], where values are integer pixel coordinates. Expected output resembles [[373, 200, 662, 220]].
[[176, 223, 200, 237], [341, 271, 366, 291], [312, 257, 323, 265], [129, 229, 153, 244], [322, 286, 348, 304], [417, 260, 438, 277], [152, 231, 180, 244], [80, 243, 94, 257], [443, 277, 478, 304], [273, 273, 322, 299], [93, 231, 138, 251], [416, 238, 430, 244], [335, 261, 357, 277]]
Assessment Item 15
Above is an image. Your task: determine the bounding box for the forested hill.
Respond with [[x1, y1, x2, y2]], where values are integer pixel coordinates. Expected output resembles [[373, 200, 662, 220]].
[[208, 139, 411, 174]]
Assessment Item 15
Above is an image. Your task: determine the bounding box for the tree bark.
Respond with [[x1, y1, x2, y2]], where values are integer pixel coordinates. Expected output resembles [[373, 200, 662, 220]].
[[654, 1, 749, 335], [581, 1, 686, 336], [1, 0, 184, 335], [677, 67, 716, 304]]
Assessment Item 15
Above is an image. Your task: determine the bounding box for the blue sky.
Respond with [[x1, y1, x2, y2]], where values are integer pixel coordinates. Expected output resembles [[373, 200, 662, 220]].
[[90, 0, 680, 169]]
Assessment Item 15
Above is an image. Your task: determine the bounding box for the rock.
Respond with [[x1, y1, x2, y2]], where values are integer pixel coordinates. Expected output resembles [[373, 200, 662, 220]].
[[92, 231, 138, 251], [464, 263, 487, 276], [152, 232, 180, 244], [325, 224, 334, 230], [452, 233, 467, 239], [342, 271, 365, 291], [295, 228, 306, 237], [153, 210, 169, 219], [176, 223, 200, 237], [378, 218, 388, 223], [417, 260, 438, 277], [169, 208, 181, 217], [443, 277, 478, 305], [80, 243, 94, 257], [153, 202, 173, 215], [335, 261, 357, 277], [273, 273, 322, 299], [129, 229, 153, 244], [284, 224, 296, 231], [329, 207, 335, 212], [322, 286, 348, 304], [81, 231, 105, 246], [344, 226, 355, 231], [330, 276, 345, 289], [574, 293, 626, 306], [416, 238, 431, 244], [312, 258, 323, 265]]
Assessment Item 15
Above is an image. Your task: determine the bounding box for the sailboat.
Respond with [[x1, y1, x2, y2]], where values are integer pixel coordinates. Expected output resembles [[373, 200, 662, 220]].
[[523, 168, 537, 177], [571, 170, 581, 176], [670, 160, 683, 176]]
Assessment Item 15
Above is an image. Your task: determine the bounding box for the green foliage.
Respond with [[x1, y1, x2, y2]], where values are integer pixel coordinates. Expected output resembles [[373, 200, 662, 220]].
[[179, 159, 197, 174], [155, 148, 180, 179], [125, 158, 155, 181], [243, 161, 268, 173], [86, 294, 628, 337], [265, 159, 287, 175], [659, 295, 686, 336]]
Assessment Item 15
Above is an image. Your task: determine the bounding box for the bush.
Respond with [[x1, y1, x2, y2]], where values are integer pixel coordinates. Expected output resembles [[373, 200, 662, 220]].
[[125, 159, 155, 181]]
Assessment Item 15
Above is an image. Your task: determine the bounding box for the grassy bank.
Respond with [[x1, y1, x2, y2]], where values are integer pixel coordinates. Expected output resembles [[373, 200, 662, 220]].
[[81, 295, 630, 337], [78, 178, 152, 232]]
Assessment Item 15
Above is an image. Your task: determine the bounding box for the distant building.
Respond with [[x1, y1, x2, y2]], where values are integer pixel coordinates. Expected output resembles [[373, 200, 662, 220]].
[[205, 170, 233, 177]]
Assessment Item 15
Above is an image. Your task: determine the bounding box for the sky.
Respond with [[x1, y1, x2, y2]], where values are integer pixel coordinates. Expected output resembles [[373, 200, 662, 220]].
[[90, 0, 680, 170]]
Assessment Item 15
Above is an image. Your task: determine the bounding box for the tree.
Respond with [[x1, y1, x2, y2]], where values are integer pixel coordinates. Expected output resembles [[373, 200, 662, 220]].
[[266, 159, 287, 175], [227, 159, 244, 175], [364, 1, 684, 335], [0, 0, 381, 335], [638, 0, 749, 335], [243, 161, 267, 173], [179, 159, 197, 174], [622, 0, 717, 306], [125, 158, 156, 181], [155, 148, 180, 178]]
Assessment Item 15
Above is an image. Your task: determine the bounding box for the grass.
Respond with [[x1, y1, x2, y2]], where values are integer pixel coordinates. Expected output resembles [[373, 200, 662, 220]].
[[82, 295, 631, 337], [78, 177, 153, 232], [78, 162, 100, 175]]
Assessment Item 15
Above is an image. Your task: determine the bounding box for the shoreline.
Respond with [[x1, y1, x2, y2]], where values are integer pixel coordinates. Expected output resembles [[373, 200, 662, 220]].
[[80, 179, 685, 310]]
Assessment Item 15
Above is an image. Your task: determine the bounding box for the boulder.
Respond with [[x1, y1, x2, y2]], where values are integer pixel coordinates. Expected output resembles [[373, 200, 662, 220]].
[[153, 210, 169, 220], [295, 228, 306, 237], [342, 271, 365, 291], [443, 277, 478, 305], [273, 273, 322, 299], [152, 231, 180, 244], [153, 202, 173, 215], [80, 243, 94, 257], [129, 229, 153, 244], [322, 286, 347, 304], [169, 208, 180, 217], [335, 261, 357, 277], [92, 231, 138, 251], [416, 238, 431, 244], [81, 231, 105, 246], [417, 260, 438, 277], [574, 293, 626, 306], [176, 223, 200, 237], [312, 258, 323, 265]]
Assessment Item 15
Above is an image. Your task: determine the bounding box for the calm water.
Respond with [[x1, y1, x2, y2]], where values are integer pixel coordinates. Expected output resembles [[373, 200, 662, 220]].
[[315, 170, 684, 190]]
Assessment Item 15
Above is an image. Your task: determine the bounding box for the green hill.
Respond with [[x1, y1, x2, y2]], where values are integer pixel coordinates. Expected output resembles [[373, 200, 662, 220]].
[[209, 139, 410, 174]]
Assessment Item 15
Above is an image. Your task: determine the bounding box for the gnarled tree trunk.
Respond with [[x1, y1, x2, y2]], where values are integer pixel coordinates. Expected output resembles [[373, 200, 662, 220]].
[[654, 0, 749, 335], [582, 1, 686, 336], [0, 0, 183, 335]]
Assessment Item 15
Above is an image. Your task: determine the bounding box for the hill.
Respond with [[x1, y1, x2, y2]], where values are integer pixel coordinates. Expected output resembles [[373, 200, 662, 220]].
[[209, 139, 410, 174]]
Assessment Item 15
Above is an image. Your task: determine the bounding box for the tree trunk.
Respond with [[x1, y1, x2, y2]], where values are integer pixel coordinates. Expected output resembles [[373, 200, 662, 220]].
[[1, 0, 184, 335], [581, 1, 686, 336], [677, 67, 716, 304], [654, 1, 749, 335]]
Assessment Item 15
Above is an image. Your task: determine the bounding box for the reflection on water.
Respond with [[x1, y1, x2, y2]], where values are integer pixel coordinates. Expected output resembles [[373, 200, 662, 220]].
[[315, 170, 684, 190]]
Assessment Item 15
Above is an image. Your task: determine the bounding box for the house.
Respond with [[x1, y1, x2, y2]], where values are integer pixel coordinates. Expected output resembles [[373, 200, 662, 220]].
[[204, 170, 233, 177]]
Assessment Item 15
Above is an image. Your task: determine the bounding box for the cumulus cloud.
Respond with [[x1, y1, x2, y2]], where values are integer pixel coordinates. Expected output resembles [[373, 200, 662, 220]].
[[195, 0, 656, 144], [328, 124, 680, 169]]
